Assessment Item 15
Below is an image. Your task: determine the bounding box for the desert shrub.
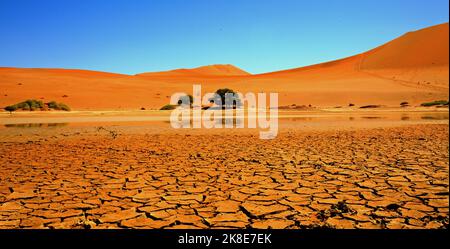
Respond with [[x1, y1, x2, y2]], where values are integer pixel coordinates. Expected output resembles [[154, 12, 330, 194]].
[[4, 99, 44, 111], [4, 105, 17, 112], [57, 103, 71, 111], [348, 103, 355, 107], [48, 101, 71, 111], [160, 104, 177, 110], [4, 100, 70, 112], [360, 105, 381, 109], [47, 101, 58, 109], [421, 100, 449, 107], [17, 102, 30, 110], [400, 101, 409, 106], [359, 105, 381, 109], [30, 99, 44, 110], [14, 99, 44, 110]]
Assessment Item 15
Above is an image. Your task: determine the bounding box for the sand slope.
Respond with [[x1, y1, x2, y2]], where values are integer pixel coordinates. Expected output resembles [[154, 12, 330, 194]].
[[359, 23, 449, 89], [0, 23, 448, 110]]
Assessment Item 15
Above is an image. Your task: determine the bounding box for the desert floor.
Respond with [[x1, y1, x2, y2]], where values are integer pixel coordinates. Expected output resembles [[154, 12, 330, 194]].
[[0, 109, 448, 229]]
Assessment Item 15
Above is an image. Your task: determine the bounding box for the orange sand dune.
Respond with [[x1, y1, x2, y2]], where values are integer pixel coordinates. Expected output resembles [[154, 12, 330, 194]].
[[0, 23, 448, 110], [0, 67, 127, 79], [136, 64, 251, 77], [359, 23, 449, 89], [252, 23, 448, 88], [361, 23, 449, 69]]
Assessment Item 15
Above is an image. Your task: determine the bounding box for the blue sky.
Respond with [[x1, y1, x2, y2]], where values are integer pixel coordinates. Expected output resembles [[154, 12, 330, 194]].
[[0, 0, 448, 74]]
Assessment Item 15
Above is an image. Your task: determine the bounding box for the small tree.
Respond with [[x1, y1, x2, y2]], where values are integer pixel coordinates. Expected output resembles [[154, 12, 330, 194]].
[[212, 88, 240, 108]]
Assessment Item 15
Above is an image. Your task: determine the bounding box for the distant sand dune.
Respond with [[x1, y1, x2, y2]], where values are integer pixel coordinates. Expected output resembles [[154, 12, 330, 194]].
[[136, 64, 251, 77]]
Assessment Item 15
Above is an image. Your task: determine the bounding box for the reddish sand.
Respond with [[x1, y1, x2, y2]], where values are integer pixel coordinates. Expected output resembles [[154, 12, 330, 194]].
[[0, 23, 448, 110], [0, 123, 448, 229]]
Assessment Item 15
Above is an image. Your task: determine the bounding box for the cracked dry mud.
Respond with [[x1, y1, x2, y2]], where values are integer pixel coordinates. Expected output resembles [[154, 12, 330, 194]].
[[0, 124, 448, 229]]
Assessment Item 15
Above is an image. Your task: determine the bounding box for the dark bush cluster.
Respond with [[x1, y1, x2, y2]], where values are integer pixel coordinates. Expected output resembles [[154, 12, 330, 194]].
[[359, 105, 381, 109], [159, 104, 177, 110], [421, 100, 449, 107], [47, 101, 71, 111], [5, 99, 44, 111], [4, 99, 70, 112]]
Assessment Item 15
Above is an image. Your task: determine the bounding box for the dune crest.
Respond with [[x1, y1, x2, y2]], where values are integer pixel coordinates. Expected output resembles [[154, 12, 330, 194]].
[[0, 67, 128, 78], [136, 64, 251, 77]]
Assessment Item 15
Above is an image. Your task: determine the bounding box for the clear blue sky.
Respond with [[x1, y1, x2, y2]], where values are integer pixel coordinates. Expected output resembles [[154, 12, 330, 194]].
[[0, 0, 448, 74]]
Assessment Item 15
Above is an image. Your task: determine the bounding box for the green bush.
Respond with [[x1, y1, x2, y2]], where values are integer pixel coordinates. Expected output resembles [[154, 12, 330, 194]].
[[420, 100, 449, 107], [57, 103, 71, 111], [4, 99, 43, 111], [160, 104, 177, 110], [4, 99, 70, 112], [47, 101, 70, 111], [28, 99, 44, 110], [48, 101, 58, 109]]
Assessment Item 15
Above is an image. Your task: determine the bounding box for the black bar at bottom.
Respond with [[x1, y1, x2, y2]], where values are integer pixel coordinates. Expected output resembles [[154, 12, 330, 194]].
[[0, 229, 447, 248]]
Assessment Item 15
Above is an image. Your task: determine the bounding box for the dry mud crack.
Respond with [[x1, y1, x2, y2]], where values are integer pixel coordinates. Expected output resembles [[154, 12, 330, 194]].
[[0, 124, 448, 229]]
